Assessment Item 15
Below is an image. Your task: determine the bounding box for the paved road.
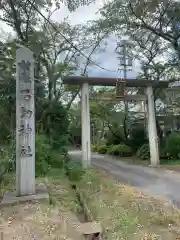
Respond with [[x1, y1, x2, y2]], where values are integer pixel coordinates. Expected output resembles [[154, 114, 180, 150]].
[[69, 150, 180, 207]]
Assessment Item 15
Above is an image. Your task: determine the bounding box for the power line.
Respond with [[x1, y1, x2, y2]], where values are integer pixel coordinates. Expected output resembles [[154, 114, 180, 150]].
[[25, 0, 118, 73]]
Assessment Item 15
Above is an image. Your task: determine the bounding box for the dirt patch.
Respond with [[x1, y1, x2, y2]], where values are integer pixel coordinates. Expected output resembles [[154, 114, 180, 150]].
[[0, 170, 84, 240], [0, 203, 84, 240]]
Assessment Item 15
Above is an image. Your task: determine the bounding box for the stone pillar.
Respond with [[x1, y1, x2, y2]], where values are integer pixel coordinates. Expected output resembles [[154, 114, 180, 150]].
[[146, 86, 159, 166], [81, 83, 91, 168], [16, 47, 35, 196]]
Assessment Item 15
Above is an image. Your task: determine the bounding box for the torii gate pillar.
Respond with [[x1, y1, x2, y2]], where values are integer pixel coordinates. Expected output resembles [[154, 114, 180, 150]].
[[146, 86, 159, 166], [81, 83, 91, 168]]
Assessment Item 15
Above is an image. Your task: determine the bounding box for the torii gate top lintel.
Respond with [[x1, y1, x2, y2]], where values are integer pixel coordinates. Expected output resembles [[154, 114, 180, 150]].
[[63, 76, 169, 88]]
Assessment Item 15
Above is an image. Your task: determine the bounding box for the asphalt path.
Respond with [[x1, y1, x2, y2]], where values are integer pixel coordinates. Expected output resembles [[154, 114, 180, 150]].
[[69, 150, 180, 207]]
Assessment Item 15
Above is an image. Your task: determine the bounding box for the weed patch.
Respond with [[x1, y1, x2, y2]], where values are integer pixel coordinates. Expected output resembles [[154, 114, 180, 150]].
[[77, 169, 180, 239]]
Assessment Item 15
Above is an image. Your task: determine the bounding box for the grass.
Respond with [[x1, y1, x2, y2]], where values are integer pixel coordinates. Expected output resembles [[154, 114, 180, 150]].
[[1, 167, 180, 239], [0, 173, 15, 200], [77, 169, 180, 239], [160, 159, 180, 165]]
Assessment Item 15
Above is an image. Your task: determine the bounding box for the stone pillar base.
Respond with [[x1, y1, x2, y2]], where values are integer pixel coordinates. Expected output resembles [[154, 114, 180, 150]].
[[0, 183, 49, 209]]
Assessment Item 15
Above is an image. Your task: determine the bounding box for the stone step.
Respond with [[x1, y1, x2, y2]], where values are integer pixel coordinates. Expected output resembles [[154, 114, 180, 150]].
[[79, 221, 102, 235]]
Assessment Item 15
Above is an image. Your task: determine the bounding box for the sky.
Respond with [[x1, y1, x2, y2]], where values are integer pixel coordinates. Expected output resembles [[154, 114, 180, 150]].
[[51, 2, 140, 79], [0, 1, 140, 79]]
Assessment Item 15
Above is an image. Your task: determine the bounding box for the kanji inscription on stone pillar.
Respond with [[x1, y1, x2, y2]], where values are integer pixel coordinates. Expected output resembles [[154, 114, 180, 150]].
[[16, 47, 35, 196]]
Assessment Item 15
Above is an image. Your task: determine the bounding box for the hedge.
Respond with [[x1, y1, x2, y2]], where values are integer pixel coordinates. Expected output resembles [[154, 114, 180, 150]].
[[97, 145, 108, 154], [94, 144, 132, 157], [107, 144, 132, 157]]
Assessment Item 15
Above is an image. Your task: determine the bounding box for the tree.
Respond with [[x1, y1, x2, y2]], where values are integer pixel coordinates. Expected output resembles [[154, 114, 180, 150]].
[[90, 88, 128, 144], [0, 0, 49, 41], [59, 0, 96, 12], [0, 0, 107, 147], [68, 104, 81, 145], [95, 0, 180, 62]]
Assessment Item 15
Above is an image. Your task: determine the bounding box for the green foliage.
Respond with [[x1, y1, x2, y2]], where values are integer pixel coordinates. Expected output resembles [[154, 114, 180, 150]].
[[97, 145, 108, 154], [107, 144, 132, 157], [136, 144, 150, 161], [35, 134, 69, 176], [66, 161, 85, 182], [0, 142, 15, 181], [136, 133, 180, 162], [160, 148, 169, 160], [35, 134, 51, 176], [68, 106, 81, 145], [106, 130, 125, 146], [62, 0, 96, 12], [91, 144, 98, 152], [107, 145, 118, 155], [39, 100, 69, 150], [165, 132, 180, 158], [47, 151, 65, 168], [130, 127, 148, 151]]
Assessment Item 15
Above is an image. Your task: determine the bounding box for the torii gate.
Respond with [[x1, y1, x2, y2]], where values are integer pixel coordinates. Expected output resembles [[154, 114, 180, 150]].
[[63, 76, 168, 168]]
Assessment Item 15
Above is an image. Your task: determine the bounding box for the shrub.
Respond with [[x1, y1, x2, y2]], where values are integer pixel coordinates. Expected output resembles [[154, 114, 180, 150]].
[[36, 134, 70, 176], [119, 144, 132, 157], [0, 142, 15, 181], [107, 144, 132, 157], [107, 145, 119, 155], [66, 161, 85, 182], [35, 134, 51, 176], [107, 145, 114, 155], [160, 148, 169, 160], [136, 144, 150, 160], [48, 151, 68, 168], [165, 132, 180, 158], [106, 128, 124, 146], [91, 144, 98, 152], [129, 127, 148, 151], [39, 100, 69, 150], [97, 145, 108, 154]]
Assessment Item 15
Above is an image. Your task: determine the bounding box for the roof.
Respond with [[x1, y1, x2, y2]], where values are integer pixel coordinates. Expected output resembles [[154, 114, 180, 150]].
[[63, 76, 169, 88]]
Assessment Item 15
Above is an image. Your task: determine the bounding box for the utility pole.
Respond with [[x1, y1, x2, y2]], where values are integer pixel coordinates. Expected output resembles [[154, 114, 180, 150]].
[[115, 39, 133, 140]]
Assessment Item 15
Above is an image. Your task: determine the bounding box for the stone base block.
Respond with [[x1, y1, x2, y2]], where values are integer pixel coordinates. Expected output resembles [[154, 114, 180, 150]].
[[78, 221, 102, 235], [0, 183, 49, 208]]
